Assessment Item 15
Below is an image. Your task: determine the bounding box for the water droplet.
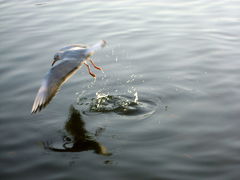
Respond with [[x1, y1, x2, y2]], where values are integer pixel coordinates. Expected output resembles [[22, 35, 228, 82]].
[[134, 92, 138, 103]]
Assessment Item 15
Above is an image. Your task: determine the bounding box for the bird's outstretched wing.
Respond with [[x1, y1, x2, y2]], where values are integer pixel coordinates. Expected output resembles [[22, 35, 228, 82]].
[[85, 40, 107, 55], [31, 59, 82, 113]]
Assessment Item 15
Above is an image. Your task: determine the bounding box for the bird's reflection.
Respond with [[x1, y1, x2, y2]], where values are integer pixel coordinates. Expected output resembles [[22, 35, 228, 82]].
[[45, 105, 111, 156]]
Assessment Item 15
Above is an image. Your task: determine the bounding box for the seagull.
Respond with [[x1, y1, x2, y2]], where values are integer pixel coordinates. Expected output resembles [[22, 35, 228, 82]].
[[31, 40, 106, 113]]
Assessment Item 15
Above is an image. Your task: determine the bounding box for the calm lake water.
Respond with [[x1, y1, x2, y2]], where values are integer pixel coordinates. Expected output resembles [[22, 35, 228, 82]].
[[1, 0, 240, 179]]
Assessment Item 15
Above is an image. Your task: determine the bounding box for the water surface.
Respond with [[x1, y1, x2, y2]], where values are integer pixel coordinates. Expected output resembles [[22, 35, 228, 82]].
[[1, 0, 240, 179]]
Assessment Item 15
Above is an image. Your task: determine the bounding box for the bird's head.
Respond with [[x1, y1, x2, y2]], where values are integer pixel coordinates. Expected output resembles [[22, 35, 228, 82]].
[[52, 53, 61, 66]]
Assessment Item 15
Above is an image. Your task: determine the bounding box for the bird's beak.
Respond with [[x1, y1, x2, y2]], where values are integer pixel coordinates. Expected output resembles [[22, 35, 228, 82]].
[[51, 59, 58, 66]]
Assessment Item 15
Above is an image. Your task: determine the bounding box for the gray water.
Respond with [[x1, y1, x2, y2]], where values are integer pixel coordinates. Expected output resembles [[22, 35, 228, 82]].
[[1, 0, 240, 179]]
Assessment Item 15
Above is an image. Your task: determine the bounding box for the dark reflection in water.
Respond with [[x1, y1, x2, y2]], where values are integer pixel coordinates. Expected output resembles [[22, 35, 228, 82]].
[[44, 106, 111, 156]]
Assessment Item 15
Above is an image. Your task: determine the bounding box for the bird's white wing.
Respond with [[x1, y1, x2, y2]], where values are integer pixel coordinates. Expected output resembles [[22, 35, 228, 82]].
[[59, 44, 88, 51], [64, 40, 106, 53], [31, 59, 82, 113], [85, 40, 107, 55]]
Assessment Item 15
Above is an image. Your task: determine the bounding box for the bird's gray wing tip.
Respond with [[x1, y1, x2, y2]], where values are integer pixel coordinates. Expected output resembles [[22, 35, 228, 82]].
[[31, 95, 45, 114], [86, 40, 107, 55], [101, 40, 107, 47]]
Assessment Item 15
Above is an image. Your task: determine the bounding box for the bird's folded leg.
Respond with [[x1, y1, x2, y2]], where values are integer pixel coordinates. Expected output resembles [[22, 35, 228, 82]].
[[89, 59, 103, 71], [84, 62, 96, 78]]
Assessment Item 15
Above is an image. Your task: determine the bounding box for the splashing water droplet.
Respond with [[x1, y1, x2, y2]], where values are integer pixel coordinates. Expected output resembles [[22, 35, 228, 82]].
[[134, 92, 138, 103]]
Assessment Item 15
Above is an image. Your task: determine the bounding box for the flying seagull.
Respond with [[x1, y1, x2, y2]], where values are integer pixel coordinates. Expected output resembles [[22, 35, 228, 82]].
[[31, 40, 106, 113]]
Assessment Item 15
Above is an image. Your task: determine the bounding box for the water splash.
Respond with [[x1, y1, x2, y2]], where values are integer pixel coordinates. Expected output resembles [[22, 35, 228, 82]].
[[134, 92, 138, 103], [76, 92, 158, 119], [90, 93, 139, 114]]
